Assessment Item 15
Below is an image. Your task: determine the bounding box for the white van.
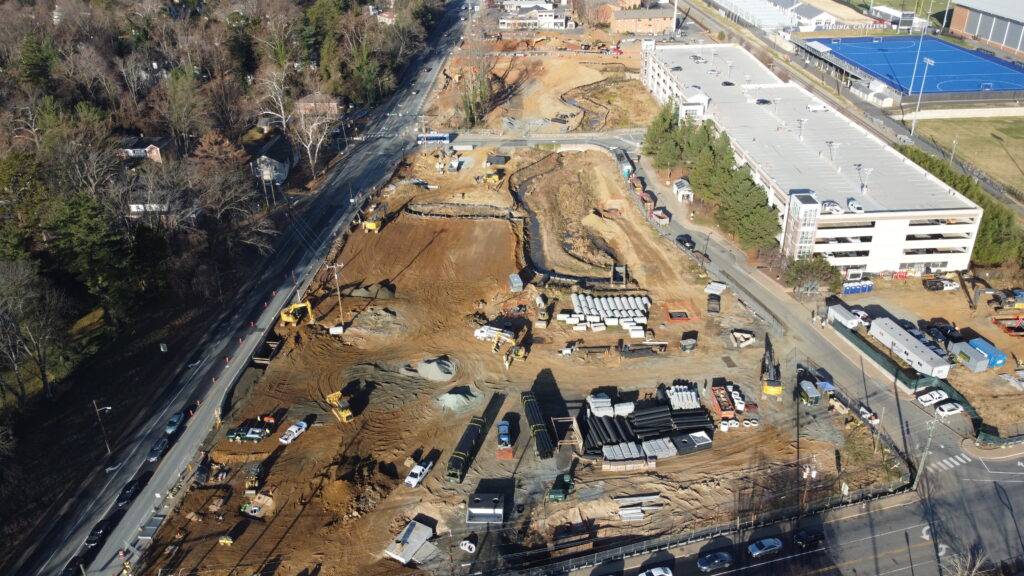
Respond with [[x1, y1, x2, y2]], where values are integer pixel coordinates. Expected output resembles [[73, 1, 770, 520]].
[[806, 103, 830, 112]]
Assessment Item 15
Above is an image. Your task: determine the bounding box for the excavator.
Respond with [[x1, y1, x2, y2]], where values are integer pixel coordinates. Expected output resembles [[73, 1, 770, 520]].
[[325, 391, 355, 423], [362, 202, 387, 233], [280, 302, 314, 326], [503, 331, 528, 369]]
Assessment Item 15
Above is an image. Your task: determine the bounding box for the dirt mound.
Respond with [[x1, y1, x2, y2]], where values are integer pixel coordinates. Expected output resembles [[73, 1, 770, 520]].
[[318, 455, 403, 521], [346, 306, 404, 339], [435, 383, 484, 412], [345, 282, 396, 299], [417, 355, 458, 381]]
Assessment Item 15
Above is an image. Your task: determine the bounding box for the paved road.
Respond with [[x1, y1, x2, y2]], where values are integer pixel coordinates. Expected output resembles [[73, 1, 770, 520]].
[[17, 4, 472, 576]]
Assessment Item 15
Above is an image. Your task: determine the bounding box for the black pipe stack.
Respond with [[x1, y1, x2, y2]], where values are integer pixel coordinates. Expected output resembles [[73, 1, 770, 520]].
[[521, 392, 554, 459]]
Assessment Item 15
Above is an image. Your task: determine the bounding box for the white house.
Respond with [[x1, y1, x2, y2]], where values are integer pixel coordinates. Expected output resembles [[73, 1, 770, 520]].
[[793, 4, 836, 30]]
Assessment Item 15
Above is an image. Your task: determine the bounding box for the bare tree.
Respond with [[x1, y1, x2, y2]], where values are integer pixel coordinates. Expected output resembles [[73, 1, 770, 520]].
[[0, 261, 68, 401], [256, 70, 292, 134], [944, 552, 995, 576], [117, 52, 154, 108], [158, 68, 209, 154], [0, 308, 28, 409], [290, 105, 337, 177], [253, 15, 301, 70]]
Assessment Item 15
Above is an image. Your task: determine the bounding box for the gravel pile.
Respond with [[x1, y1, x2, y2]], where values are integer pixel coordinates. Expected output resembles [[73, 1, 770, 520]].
[[417, 356, 457, 382]]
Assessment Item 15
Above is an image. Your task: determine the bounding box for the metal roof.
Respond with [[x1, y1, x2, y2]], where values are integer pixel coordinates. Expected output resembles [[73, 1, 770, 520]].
[[955, 0, 1024, 24], [614, 8, 675, 19]]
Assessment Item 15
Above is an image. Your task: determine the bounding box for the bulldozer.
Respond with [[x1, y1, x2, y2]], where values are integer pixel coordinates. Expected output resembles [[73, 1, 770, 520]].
[[362, 202, 387, 233], [325, 391, 355, 423], [546, 474, 576, 502], [280, 302, 314, 326]]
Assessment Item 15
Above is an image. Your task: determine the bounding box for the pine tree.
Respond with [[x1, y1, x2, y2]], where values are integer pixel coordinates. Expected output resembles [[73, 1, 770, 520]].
[[19, 30, 56, 87]]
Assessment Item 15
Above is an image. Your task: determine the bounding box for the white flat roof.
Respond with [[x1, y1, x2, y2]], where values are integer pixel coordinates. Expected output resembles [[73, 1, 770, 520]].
[[650, 44, 978, 213], [710, 0, 796, 29]]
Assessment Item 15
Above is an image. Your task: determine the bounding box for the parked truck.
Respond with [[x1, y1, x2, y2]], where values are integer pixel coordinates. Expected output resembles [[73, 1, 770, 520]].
[[496, 420, 514, 460], [227, 416, 274, 443], [446, 416, 486, 483]]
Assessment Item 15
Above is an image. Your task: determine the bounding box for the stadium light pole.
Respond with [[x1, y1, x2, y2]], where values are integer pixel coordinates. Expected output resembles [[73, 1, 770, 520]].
[[910, 57, 935, 136], [907, 20, 927, 95], [942, 0, 952, 30]]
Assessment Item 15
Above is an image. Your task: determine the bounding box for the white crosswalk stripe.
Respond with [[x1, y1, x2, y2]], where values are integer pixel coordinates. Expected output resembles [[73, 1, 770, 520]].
[[927, 453, 974, 474]]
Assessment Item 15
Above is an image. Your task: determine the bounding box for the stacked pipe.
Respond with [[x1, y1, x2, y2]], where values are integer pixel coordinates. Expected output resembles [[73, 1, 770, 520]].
[[521, 392, 554, 459]]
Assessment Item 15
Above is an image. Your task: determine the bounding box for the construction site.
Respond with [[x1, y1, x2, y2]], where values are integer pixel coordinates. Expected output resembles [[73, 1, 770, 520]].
[[140, 127, 905, 576]]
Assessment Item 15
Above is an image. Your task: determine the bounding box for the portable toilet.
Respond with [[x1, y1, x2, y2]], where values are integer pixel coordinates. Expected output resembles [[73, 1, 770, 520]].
[[508, 273, 524, 293], [968, 337, 1007, 368], [799, 380, 822, 405], [865, 281, 874, 292], [949, 341, 988, 373]]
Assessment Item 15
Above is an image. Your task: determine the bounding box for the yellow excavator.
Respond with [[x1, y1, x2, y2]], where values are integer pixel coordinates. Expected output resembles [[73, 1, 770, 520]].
[[280, 302, 314, 326], [325, 392, 355, 423], [362, 202, 387, 233], [503, 331, 528, 369]]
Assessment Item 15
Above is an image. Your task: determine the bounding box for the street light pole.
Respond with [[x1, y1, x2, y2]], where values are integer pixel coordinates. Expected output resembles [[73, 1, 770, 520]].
[[326, 263, 346, 329], [910, 57, 935, 136], [92, 400, 112, 455], [950, 134, 958, 166]]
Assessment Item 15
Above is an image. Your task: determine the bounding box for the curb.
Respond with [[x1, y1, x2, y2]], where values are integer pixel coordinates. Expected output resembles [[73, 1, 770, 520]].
[[961, 436, 1024, 460]]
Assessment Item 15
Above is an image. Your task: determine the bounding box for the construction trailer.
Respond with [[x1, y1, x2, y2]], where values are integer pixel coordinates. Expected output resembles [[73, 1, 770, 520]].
[[827, 305, 863, 330], [446, 415, 486, 483], [760, 335, 783, 396], [521, 392, 555, 459], [968, 337, 1007, 368], [868, 318, 952, 378], [799, 381, 822, 405], [949, 341, 989, 373]]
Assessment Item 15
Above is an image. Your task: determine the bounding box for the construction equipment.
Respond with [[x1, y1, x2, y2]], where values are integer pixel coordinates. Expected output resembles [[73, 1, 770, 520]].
[[483, 171, 502, 184], [546, 474, 576, 502], [760, 335, 783, 397], [362, 202, 387, 233], [446, 415, 486, 483], [280, 302, 313, 326], [503, 331, 528, 369], [240, 487, 275, 519], [535, 294, 550, 328], [496, 420, 514, 460], [243, 462, 263, 496], [326, 392, 355, 423]]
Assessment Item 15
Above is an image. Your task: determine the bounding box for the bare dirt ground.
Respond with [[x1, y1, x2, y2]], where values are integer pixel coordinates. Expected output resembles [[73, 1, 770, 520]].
[[837, 279, 1024, 437], [422, 46, 655, 133]]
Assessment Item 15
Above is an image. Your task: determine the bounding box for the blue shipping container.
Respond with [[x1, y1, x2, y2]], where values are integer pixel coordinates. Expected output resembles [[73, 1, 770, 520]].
[[968, 337, 1007, 368]]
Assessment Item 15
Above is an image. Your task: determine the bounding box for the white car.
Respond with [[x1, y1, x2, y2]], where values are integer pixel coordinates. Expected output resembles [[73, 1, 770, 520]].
[[404, 460, 434, 487], [940, 280, 959, 291], [847, 198, 864, 213], [917, 389, 949, 407], [935, 401, 964, 418], [639, 567, 673, 576], [731, 390, 746, 412], [851, 308, 870, 324], [278, 421, 308, 445]]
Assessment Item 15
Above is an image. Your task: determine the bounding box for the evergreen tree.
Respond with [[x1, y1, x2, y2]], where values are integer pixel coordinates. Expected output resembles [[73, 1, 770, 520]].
[[0, 153, 48, 260], [19, 30, 56, 87]]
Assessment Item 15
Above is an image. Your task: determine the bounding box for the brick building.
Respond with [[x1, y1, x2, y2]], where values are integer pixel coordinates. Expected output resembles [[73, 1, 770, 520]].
[[949, 0, 1024, 59]]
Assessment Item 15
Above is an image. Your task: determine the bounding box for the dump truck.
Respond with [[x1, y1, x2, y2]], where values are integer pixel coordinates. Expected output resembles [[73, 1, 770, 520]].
[[650, 207, 671, 226], [446, 416, 486, 483], [496, 420, 514, 460]]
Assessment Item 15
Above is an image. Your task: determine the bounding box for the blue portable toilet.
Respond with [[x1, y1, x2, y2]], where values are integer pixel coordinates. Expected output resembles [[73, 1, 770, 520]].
[[866, 281, 874, 292], [855, 282, 865, 294], [968, 337, 1007, 368]]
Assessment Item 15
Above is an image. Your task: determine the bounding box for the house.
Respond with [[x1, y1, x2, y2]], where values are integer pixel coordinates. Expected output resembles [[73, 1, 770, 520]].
[[793, 4, 836, 29], [499, 7, 574, 29], [611, 8, 675, 34], [377, 9, 397, 25], [294, 93, 340, 117], [119, 136, 174, 164], [503, 0, 556, 11], [253, 136, 297, 185]]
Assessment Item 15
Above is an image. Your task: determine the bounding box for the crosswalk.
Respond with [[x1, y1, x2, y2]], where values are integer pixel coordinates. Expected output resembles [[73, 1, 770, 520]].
[[928, 453, 973, 474]]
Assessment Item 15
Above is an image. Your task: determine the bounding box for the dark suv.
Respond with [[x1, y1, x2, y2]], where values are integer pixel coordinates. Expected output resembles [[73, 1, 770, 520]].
[[675, 234, 696, 251], [116, 479, 142, 507], [793, 529, 825, 550]]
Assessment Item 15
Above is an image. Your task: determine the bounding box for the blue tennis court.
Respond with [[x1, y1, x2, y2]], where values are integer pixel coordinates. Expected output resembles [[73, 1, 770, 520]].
[[808, 36, 1024, 94]]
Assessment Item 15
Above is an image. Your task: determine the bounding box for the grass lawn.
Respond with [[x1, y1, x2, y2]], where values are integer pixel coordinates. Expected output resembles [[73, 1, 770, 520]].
[[914, 117, 1024, 194]]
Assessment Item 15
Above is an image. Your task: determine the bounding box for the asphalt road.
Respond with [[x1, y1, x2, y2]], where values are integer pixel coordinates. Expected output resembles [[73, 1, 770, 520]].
[[16, 4, 472, 576]]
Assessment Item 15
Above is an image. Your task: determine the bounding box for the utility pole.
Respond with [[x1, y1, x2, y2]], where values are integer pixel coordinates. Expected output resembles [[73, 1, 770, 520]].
[[326, 263, 346, 329], [92, 400, 112, 455], [912, 420, 937, 491], [950, 134, 958, 166]]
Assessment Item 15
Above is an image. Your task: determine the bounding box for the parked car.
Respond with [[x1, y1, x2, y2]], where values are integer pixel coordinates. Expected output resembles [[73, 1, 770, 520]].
[[116, 479, 142, 507], [147, 437, 169, 462], [60, 556, 86, 576], [671, 66, 683, 71], [847, 198, 864, 213], [85, 519, 113, 548], [850, 308, 870, 325], [697, 551, 734, 573], [923, 278, 957, 291], [748, 537, 784, 558], [675, 234, 696, 251], [755, 98, 772, 105], [917, 389, 949, 407], [721, 80, 735, 86], [165, 412, 185, 435], [638, 567, 673, 576], [279, 421, 309, 445], [793, 529, 825, 550], [821, 200, 843, 214], [935, 401, 964, 418], [404, 460, 434, 488], [194, 461, 211, 485], [937, 324, 964, 343]]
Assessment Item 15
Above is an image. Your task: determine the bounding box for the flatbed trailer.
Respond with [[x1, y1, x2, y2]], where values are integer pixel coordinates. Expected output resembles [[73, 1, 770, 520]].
[[710, 385, 736, 418]]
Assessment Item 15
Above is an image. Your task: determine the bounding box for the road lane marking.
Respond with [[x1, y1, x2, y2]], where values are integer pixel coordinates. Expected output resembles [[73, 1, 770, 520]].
[[803, 540, 934, 574]]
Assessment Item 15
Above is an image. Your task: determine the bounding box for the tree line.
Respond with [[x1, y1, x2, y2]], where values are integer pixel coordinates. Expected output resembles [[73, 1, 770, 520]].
[[0, 0, 442, 436], [643, 103, 781, 251]]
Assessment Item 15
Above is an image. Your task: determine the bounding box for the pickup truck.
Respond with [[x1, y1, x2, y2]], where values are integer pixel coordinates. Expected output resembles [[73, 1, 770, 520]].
[[707, 294, 721, 315], [228, 422, 271, 443]]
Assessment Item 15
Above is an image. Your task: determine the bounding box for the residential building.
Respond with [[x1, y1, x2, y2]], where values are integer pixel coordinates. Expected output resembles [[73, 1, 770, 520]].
[[950, 0, 1024, 59], [641, 41, 982, 276], [499, 7, 574, 29], [503, 0, 557, 11], [611, 8, 674, 34], [253, 135, 297, 185], [377, 9, 397, 24], [119, 136, 174, 164], [295, 93, 340, 117]]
